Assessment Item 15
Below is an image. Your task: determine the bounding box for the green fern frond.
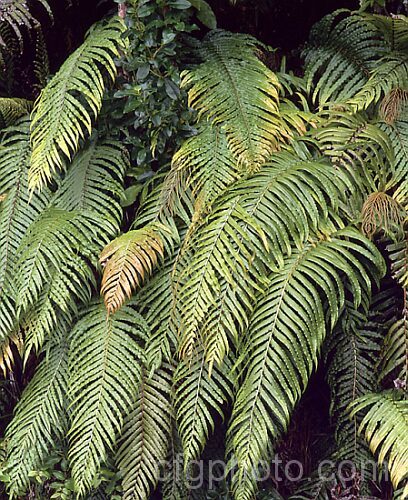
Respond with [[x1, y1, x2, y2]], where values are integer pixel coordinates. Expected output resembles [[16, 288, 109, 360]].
[[54, 138, 128, 229], [3, 326, 69, 497], [29, 17, 127, 190], [116, 365, 173, 500], [100, 225, 166, 315], [314, 110, 394, 194], [348, 54, 408, 111], [304, 10, 385, 106], [351, 391, 408, 496], [388, 237, 408, 289], [175, 150, 353, 366], [68, 301, 148, 496], [380, 313, 408, 387], [325, 290, 395, 471], [174, 344, 234, 467], [0, 0, 52, 48], [380, 116, 408, 189], [227, 228, 384, 500], [161, 418, 189, 500], [15, 208, 107, 314], [0, 98, 31, 128], [166, 123, 240, 215], [181, 30, 284, 171], [0, 119, 49, 295]]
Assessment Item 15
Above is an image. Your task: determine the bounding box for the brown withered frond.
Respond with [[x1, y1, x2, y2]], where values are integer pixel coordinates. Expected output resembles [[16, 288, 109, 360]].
[[361, 191, 405, 238], [380, 88, 408, 125], [100, 227, 164, 315]]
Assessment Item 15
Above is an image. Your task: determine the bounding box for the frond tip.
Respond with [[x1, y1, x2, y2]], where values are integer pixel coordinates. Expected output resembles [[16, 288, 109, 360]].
[[100, 226, 164, 315], [350, 391, 408, 497]]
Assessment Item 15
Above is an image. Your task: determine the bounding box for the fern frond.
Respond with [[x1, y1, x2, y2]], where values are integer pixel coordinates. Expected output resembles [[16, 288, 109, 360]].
[[15, 208, 106, 314], [388, 237, 408, 290], [68, 301, 148, 496], [314, 111, 394, 194], [166, 122, 240, 215], [0, 330, 22, 376], [174, 344, 234, 466], [380, 313, 408, 387], [0, 98, 31, 128], [380, 89, 408, 125], [100, 225, 165, 315], [0, 0, 52, 48], [0, 119, 49, 294], [116, 365, 173, 500], [181, 31, 284, 171], [176, 150, 353, 366], [326, 290, 395, 471], [227, 228, 384, 500], [54, 138, 128, 229], [3, 327, 69, 497], [29, 17, 127, 190], [380, 116, 408, 188], [304, 10, 385, 106], [361, 191, 405, 238], [351, 391, 408, 496]]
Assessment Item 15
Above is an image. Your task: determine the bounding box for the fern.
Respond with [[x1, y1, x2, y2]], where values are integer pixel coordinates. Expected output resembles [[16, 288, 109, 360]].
[[227, 228, 384, 499], [351, 391, 408, 497], [0, 98, 31, 129], [29, 17, 127, 190], [3, 326, 69, 497], [68, 301, 148, 495], [0, 0, 52, 48], [116, 365, 173, 499], [181, 30, 284, 172]]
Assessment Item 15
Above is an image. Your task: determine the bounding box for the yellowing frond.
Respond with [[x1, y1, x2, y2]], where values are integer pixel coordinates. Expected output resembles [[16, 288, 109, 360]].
[[29, 17, 127, 190], [351, 392, 408, 496], [100, 227, 164, 315]]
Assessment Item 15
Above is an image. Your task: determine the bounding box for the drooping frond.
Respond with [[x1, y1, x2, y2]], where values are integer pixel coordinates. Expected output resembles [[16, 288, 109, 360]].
[[174, 344, 234, 466], [380, 88, 408, 125], [0, 119, 49, 293], [0, 329, 22, 376], [380, 312, 408, 388], [68, 301, 148, 496], [29, 17, 127, 190], [175, 150, 353, 366], [313, 110, 394, 194], [0, 98, 31, 129], [361, 191, 405, 238], [304, 10, 385, 106], [54, 138, 128, 229], [348, 54, 408, 111], [325, 290, 395, 474], [100, 225, 166, 315], [0, 0, 51, 48], [289, 466, 336, 500], [351, 391, 408, 497], [181, 30, 284, 171], [165, 123, 240, 215], [15, 208, 107, 314], [116, 365, 173, 500], [380, 116, 408, 188], [161, 418, 189, 500], [388, 236, 408, 289], [227, 228, 385, 500], [3, 327, 69, 497]]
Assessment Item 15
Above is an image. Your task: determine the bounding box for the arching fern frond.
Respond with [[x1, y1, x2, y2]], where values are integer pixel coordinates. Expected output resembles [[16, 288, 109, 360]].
[[116, 365, 173, 500], [3, 326, 69, 497], [54, 138, 128, 229], [175, 150, 353, 366], [227, 228, 385, 500], [0, 98, 31, 129], [166, 123, 240, 216], [68, 301, 148, 496], [181, 30, 284, 172], [15, 208, 107, 314], [304, 10, 385, 106], [29, 17, 127, 190], [0, 0, 52, 48], [100, 225, 166, 315], [351, 391, 408, 497], [175, 344, 234, 467]]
